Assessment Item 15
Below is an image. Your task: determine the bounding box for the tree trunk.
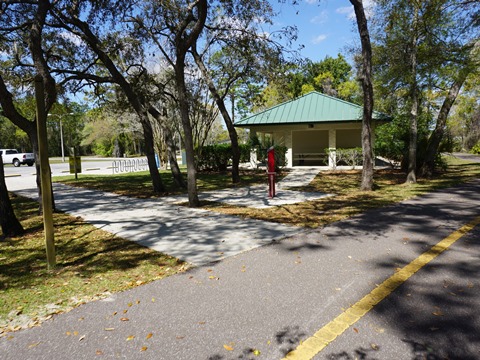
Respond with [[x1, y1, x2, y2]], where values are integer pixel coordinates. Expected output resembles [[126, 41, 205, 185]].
[[171, 0, 207, 207], [0, 155, 24, 237], [406, 87, 418, 183], [350, 0, 374, 191], [140, 118, 165, 193], [192, 48, 241, 184], [406, 5, 419, 184], [175, 61, 200, 206], [419, 70, 468, 177], [148, 106, 186, 188], [67, 16, 165, 194], [165, 128, 186, 188]]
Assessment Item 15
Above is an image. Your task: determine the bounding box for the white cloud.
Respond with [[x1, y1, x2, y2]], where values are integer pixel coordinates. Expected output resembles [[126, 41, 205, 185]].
[[336, 5, 355, 19], [59, 31, 84, 46], [336, 0, 375, 20], [312, 34, 328, 44], [310, 10, 328, 24]]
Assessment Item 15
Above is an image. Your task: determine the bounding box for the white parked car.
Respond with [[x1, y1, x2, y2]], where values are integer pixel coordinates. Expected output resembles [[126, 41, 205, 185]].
[[0, 149, 35, 167]]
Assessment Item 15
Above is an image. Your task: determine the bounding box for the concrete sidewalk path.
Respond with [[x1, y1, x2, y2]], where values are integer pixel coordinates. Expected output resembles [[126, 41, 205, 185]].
[[11, 167, 328, 265], [161, 167, 331, 209], [15, 183, 303, 266], [3, 178, 480, 359]]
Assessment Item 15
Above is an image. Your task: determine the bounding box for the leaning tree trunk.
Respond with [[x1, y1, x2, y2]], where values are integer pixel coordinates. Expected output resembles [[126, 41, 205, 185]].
[[0, 155, 24, 237], [141, 118, 166, 193], [192, 47, 241, 184], [165, 128, 186, 188], [148, 107, 186, 188], [350, 0, 374, 191], [419, 70, 468, 177]]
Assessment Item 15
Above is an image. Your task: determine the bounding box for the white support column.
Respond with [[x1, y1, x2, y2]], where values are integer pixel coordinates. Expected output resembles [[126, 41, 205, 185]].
[[249, 129, 258, 168], [328, 129, 336, 169], [285, 131, 293, 168]]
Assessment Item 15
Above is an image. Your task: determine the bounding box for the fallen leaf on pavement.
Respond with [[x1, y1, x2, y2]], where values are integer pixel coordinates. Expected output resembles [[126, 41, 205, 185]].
[[224, 344, 234, 351], [120, 317, 129, 321], [146, 333, 153, 339], [126, 335, 135, 341], [140, 346, 148, 352]]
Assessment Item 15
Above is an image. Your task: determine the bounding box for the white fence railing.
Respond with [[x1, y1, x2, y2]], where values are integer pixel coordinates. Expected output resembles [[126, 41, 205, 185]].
[[112, 158, 148, 174]]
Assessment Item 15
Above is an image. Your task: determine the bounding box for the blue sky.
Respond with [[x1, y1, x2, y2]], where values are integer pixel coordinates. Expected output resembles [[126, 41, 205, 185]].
[[271, 0, 363, 63]]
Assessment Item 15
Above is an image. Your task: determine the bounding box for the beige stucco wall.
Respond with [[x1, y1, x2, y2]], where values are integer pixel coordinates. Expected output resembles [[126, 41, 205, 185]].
[[337, 129, 362, 148], [292, 130, 329, 153]]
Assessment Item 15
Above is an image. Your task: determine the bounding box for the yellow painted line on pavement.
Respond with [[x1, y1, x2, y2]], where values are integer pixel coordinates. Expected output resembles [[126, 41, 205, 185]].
[[284, 215, 480, 360]]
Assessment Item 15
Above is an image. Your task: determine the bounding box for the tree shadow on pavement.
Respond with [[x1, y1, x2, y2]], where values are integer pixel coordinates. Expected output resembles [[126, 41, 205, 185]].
[[363, 226, 480, 359]]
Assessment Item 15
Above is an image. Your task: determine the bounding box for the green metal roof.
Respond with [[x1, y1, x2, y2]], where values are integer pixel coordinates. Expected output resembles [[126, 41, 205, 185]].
[[234, 91, 389, 127]]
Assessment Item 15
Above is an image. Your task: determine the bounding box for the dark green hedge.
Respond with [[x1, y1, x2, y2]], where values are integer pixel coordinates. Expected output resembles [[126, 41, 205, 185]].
[[195, 144, 251, 171]]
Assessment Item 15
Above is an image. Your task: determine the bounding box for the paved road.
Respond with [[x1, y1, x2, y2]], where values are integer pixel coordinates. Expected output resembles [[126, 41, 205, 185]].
[[1, 174, 479, 359], [3, 157, 137, 191]]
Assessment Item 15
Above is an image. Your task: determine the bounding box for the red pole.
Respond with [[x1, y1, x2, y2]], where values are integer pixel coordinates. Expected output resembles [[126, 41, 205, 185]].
[[267, 147, 276, 198]]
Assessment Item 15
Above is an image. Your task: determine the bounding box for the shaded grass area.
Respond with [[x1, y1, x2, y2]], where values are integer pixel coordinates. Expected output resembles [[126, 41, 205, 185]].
[[0, 194, 187, 335], [200, 156, 480, 228], [56, 169, 271, 198]]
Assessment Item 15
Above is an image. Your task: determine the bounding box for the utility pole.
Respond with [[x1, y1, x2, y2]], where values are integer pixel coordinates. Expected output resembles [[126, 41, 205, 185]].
[[35, 75, 56, 269]]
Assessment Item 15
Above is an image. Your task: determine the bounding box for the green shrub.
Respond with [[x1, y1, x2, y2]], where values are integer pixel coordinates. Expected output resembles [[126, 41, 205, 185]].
[[195, 144, 232, 171], [471, 142, 480, 154], [239, 144, 251, 162], [326, 147, 363, 169]]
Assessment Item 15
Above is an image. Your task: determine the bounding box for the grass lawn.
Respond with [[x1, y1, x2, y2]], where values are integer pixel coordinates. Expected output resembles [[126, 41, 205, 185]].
[[0, 195, 187, 335], [55, 169, 271, 198], [56, 155, 480, 228], [1, 155, 478, 335], [202, 156, 480, 228]]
